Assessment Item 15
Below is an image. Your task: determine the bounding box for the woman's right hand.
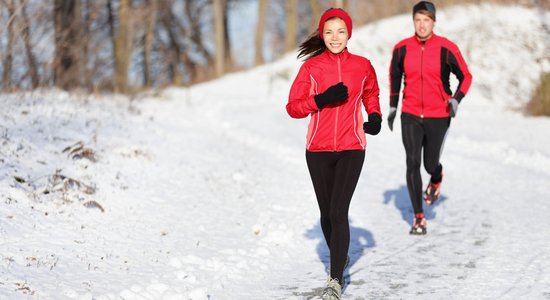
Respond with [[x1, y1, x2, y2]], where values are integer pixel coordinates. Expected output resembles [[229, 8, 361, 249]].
[[314, 82, 348, 109]]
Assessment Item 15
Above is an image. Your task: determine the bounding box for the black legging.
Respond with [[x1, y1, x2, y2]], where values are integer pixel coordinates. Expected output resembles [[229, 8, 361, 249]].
[[401, 113, 449, 214], [306, 150, 365, 283]]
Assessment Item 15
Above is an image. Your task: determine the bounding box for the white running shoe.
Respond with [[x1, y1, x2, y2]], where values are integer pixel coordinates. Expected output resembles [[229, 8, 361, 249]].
[[321, 277, 342, 300]]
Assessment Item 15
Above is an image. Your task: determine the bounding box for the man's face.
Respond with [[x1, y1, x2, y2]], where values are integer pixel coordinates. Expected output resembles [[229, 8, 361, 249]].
[[414, 12, 435, 40]]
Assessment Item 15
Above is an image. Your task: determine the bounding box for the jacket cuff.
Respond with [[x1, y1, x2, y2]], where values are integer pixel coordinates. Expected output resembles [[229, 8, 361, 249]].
[[454, 91, 465, 103], [368, 112, 382, 123]]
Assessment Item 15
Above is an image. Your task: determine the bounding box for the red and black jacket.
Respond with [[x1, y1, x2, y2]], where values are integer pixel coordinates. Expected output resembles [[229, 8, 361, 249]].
[[389, 33, 472, 118], [287, 49, 381, 152]]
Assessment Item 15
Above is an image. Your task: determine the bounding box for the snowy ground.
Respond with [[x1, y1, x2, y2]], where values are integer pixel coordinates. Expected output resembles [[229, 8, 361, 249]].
[[2, 4, 550, 300]]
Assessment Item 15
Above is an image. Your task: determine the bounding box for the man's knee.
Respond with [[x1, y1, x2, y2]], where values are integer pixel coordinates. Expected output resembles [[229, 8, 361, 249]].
[[426, 163, 443, 180], [406, 157, 421, 171]]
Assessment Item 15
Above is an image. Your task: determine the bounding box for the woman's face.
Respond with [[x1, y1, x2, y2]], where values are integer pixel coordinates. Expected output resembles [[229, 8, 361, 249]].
[[322, 18, 348, 54], [414, 12, 435, 40]]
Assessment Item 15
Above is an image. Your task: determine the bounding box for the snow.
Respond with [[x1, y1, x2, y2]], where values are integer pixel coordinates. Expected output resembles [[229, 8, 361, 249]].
[[2, 4, 550, 299]]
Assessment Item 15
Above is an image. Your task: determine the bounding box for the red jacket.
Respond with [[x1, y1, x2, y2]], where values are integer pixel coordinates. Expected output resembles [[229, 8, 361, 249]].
[[287, 49, 381, 152], [389, 33, 472, 118]]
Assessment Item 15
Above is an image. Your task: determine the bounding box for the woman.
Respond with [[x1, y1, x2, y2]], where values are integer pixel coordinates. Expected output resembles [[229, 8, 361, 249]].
[[387, 1, 472, 235], [286, 8, 381, 299]]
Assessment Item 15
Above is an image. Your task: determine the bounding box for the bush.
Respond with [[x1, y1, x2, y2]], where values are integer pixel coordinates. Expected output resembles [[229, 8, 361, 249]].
[[527, 72, 550, 116]]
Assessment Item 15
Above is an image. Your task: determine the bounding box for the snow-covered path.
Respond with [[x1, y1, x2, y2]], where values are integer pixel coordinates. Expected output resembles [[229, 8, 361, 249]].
[[2, 4, 550, 300], [171, 70, 550, 299]]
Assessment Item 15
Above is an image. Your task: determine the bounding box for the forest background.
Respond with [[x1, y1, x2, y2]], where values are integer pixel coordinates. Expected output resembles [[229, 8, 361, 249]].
[[1, 0, 549, 114], [1, 0, 549, 99]]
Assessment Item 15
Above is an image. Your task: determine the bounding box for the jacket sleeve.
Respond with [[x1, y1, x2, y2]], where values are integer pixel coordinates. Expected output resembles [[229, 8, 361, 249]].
[[389, 45, 406, 108], [286, 64, 319, 119], [363, 61, 381, 116], [447, 47, 472, 102]]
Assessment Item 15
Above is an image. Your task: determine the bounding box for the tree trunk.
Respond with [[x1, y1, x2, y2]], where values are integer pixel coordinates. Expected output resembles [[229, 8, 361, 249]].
[[2, 0, 15, 92], [107, 0, 115, 90], [185, 1, 213, 69], [54, 0, 82, 90], [143, 0, 157, 87], [333, 0, 346, 10], [309, 0, 320, 29], [284, 0, 297, 53], [213, 0, 225, 77], [112, 0, 131, 93], [82, 0, 95, 90], [19, 0, 39, 88], [159, 1, 186, 85], [254, 0, 267, 66], [222, 1, 232, 71]]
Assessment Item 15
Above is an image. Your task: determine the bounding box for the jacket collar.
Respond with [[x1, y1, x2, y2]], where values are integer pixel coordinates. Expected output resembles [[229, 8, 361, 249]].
[[323, 48, 350, 62], [414, 32, 437, 45]]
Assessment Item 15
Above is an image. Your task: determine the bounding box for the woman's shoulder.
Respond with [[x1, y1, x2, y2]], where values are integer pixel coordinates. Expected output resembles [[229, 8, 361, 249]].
[[300, 53, 324, 67], [296, 54, 328, 76], [348, 52, 373, 66]]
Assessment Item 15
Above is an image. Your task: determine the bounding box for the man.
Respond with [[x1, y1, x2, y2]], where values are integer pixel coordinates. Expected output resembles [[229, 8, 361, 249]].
[[388, 1, 472, 235]]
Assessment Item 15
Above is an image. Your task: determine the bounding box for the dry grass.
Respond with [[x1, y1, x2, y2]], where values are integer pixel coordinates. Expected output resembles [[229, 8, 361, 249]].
[[528, 72, 550, 116], [62, 141, 97, 162]]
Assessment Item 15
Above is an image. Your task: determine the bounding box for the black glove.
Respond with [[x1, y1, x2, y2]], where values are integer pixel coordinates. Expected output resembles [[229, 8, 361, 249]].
[[448, 98, 459, 118], [387, 107, 397, 131], [363, 113, 382, 135], [314, 82, 348, 109]]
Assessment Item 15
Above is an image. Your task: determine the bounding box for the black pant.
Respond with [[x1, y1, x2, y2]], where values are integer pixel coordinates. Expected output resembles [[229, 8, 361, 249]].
[[306, 150, 365, 283], [401, 113, 449, 214]]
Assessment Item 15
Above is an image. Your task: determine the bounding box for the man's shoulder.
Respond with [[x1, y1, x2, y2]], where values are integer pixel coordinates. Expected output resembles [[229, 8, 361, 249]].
[[393, 36, 416, 49], [433, 34, 460, 50]]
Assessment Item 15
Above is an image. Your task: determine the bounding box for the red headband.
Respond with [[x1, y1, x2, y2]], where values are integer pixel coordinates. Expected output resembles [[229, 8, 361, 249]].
[[318, 8, 353, 39]]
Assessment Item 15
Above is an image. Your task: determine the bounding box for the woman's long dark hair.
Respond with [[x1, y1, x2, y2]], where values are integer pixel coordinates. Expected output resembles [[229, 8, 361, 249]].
[[297, 30, 326, 61]]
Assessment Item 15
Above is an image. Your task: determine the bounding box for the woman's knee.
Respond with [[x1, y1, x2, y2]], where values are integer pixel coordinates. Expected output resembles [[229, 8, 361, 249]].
[[329, 209, 349, 225]]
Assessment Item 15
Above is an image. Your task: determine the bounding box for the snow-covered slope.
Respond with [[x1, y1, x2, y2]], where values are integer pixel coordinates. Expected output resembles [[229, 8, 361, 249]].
[[1, 4, 550, 300]]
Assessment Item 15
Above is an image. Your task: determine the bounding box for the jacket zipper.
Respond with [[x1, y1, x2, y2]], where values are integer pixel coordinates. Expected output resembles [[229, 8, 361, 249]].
[[334, 56, 342, 151], [420, 43, 425, 119]]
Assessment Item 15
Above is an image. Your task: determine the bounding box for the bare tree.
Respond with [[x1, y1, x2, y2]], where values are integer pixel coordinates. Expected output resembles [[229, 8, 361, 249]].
[[223, 0, 232, 71], [108, 0, 131, 93], [213, 0, 225, 77], [186, 1, 212, 64], [333, 0, 346, 10], [82, 0, 100, 91], [309, 0, 321, 26], [18, 0, 39, 88], [158, 0, 188, 85], [1, 0, 15, 92], [54, 0, 82, 90], [183, 0, 213, 82], [254, 0, 267, 66], [143, 0, 157, 87], [284, 0, 297, 52]]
